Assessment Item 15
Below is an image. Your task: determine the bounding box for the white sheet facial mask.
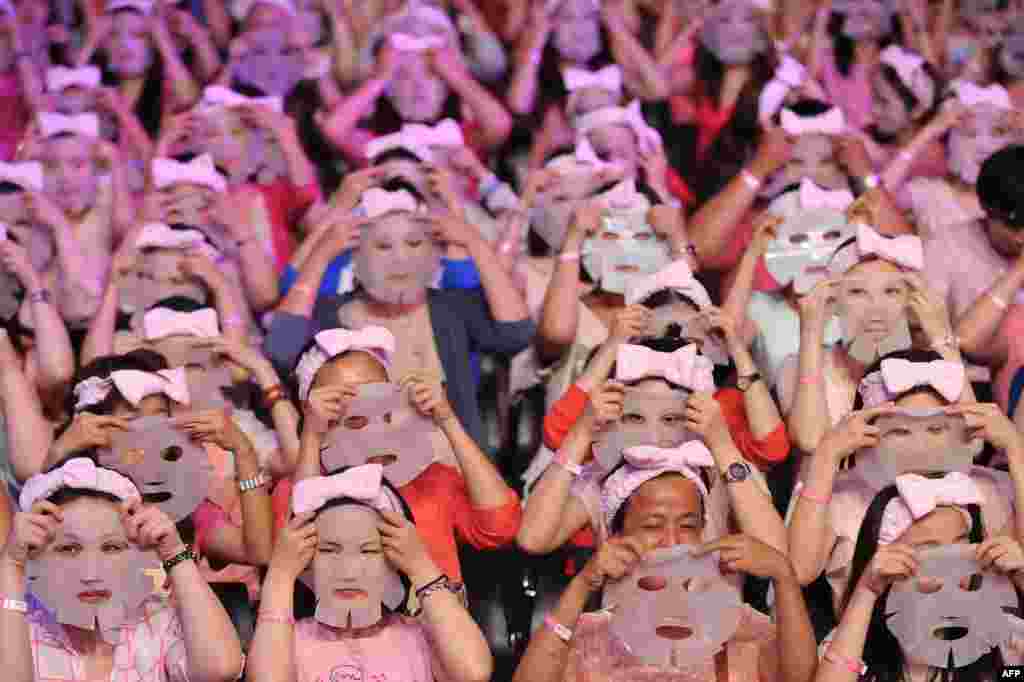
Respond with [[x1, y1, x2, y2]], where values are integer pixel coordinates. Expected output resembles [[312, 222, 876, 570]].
[[43, 135, 100, 218], [552, 0, 602, 64], [593, 388, 693, 471], [313, 505, 405, 629], [764, 190, 852, 291], [761, 135, 846, 200], [387, 54, 449, 124], [233, 29, 304, 97], [322, 384, 438, 487], [838, 272, 912, 365], [698, 0, 767, 65], [108, 10, 153, 79], [887, 544, 1019, 669], [355, 213, 441, 305], [124, 249, 210, 314], [55, 86, 98, 117], [854, 410, 981, 491], [31, 498, 161, 643], [583, 212, 671, 295], [602, 545, 744, 667], [531, 171, 604, 250], [949, 106, 1022, 185], [158, 186, 218, 227], [100, 416, 214, 522]]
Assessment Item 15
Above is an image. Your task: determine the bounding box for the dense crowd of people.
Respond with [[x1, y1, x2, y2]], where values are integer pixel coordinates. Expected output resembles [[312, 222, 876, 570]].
[[2, 0, 1024, 680]]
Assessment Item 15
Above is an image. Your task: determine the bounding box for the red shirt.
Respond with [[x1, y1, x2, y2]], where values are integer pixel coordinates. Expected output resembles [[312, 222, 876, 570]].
[[272, 463, 522, 583], [251, 179, 320, 273]]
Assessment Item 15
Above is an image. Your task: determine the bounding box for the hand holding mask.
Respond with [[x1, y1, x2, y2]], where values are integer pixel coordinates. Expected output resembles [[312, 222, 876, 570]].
[[602, 543, 744, 667]]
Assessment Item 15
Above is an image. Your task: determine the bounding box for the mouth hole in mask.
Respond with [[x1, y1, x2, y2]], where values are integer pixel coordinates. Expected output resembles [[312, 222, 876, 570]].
[[143, 491, 173, 504], [343, 416, 369, 430], [932, 625, 969, 641], [161, 446, 183, 462], [789, 233, 810, 244], [367, 453, 397, 466], [633, 233, 653, 241], [615, 264, 641, 273], [600, 232, 620, 241], [655, 623, 694, 640], [823, 230, 843, 240], [1004, 606, 1023, 618], [638, 575, 668, 591]]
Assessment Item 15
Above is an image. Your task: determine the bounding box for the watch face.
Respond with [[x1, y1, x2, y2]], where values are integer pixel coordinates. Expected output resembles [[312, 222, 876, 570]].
[[727, 462, 750, 482]]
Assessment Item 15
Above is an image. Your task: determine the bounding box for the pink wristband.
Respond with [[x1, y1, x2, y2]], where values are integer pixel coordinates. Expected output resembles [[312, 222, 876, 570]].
[[222, 315, 244, 329], [740, 170, 762, 191], [988, 291, 1008, 310], [824, 648, 867, 675], [544, 615, 573, 642], [499, 241, 515, 255], [799, 486, 831, 505], [258, 611, 295, 625], [799, 373, 822, 385], [897, 149, 914, 163], [558, 251, 581, 263]]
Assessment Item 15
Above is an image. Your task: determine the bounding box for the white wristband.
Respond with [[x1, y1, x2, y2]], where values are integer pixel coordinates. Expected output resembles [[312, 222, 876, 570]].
[[1, 598, 27, 614], [740, 170, 762, 191]]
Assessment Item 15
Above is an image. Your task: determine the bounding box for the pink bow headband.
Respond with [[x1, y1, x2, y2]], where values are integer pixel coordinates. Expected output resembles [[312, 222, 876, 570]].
[[20, 457, 141, 512], [0, 160, 43, 192], [601, 441, 714, 527], [200, 86, 283, 113], [879, 46, 935, 110], [37, 112, 100, 139], [73, 368, 191, 411], [292, 463, 403, 515], [295, 327, 396, 402], [106, 0, 153, 14], [230, 0, 294, 20], [828, 222, 924, 276], [575, 100, 662, 155], [779, 107, 846, 136], [758, 55, 807, 122], [390, 33, 447, 53], [624, 259, 713, 308], [858, 358, 965, 407], [616, 343, 716, 392], [46, 66, 101, 94], [563, 65, 623, 94], [357, 188, 423, 219], [143, 307, 220, 341], [152, 154, 227, 194], [879, 472, 980, 544]]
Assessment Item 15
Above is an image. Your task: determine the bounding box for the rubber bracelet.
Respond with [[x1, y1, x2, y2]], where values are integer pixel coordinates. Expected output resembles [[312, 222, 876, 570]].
[[553, 451, 583, 477], [799, 373, 822, 385], [988, 291, 1008, 310], [558, 251, 581, 262], [740, 169, 762, 191], [498, 241, 515, 255], [1, 598, 27, 614], [238, 472, 268, 493], [897, 149, 914, 163], [222, 315, 244, 329], [824, 648, 867, 675], [799, 486, 831, 505], [257, 611, 294, 625], [544, 615, 573, 642]]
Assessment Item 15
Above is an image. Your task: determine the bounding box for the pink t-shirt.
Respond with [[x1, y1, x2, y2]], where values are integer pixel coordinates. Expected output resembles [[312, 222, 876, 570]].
[[293, 615, 435, 682], [25, 595, 192, 682]]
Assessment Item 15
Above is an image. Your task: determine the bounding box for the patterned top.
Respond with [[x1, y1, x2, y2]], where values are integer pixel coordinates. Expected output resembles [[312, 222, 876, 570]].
[[26, 595, 192, 682], [293, 615, 435, 682], [565, 606, 777, 682]]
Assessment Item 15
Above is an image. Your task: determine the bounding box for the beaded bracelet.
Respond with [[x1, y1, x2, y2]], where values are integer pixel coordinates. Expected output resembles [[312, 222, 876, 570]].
[[415, 574, 452, 604], [162, 546, 196, 573], [544, 615, 573, 643]]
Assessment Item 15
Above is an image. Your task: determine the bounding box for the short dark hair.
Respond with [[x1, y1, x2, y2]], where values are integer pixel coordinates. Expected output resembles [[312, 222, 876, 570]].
[[977, 144, 1024, 230]]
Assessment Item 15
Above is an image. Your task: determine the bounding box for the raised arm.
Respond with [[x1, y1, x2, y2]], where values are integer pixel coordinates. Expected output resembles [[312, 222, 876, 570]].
[[429, 46, 512, 151], [603, 0, 668, 101], [536, 203, 595, 363], [687, 392, 787, 554], [167, 8, 222, 85], [779, 278, 839, 453], [506, 3, 551, 116], [146, 10, 200, 112], [0, 331, 54, 483], [316, 45, 397, 159]]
